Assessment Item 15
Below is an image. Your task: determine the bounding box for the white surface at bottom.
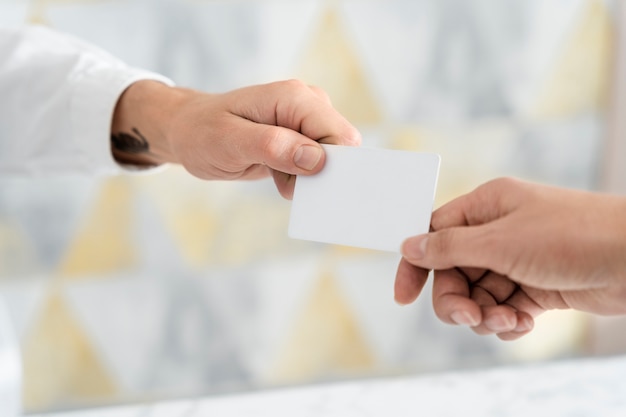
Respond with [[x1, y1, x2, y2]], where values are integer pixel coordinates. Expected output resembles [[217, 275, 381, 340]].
[[30, 355, 626, 417]]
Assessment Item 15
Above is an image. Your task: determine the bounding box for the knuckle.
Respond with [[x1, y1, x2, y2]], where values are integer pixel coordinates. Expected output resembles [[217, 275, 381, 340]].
[[494, 176, 517, 188], [431, 229, 456, 254], [278, 78, 309, 94], [309, 85, 332, 102], [259, 126, 290, 165], [480, 177, 520, 195]]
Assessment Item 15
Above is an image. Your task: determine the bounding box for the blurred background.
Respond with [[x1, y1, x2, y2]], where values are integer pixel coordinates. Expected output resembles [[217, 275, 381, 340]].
[[1, 0, 625, 413]]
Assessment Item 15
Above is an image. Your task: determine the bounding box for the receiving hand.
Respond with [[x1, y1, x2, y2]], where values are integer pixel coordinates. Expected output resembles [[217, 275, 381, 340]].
[[394, 177, 626, 340]]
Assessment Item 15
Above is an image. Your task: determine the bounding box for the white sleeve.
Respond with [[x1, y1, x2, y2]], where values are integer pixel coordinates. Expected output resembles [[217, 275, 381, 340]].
[[0, 25, 174, 176]]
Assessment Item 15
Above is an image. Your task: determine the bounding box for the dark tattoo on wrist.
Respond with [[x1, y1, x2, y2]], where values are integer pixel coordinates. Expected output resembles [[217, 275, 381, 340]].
[[111, 127, 150, 154], [111, 127, 158, 167]]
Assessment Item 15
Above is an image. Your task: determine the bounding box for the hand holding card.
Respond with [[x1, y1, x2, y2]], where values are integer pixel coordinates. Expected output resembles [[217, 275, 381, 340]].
[[288, 145, 440, 252]]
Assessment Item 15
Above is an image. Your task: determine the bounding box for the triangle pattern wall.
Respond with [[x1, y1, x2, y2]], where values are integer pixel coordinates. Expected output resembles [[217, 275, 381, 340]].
[[57, 178, 137, 279], [0, 0, 617, 413], [532, 0, 613, 119], [296, 6, 383, 125], [21, 290, 117, 411], [269, 270, 375, 383]]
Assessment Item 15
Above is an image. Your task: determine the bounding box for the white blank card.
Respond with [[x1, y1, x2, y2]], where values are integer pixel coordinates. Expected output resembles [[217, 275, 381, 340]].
[[288, 145, 440, 253]]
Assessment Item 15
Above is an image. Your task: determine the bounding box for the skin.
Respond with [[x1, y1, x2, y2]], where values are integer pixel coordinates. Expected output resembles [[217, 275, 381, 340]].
[[110, 79, 361, 199], [394, 177, 626, 341]]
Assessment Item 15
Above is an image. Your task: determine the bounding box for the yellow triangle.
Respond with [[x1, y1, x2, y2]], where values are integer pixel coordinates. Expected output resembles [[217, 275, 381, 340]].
[[21, 291, 117, 411], [28, 0, 102, 24], [26, 4, 49, 25], [132, 169, 221, 268], [296, 7, 383, 125], [389, 126, 424, 151], [330, 244, 380, 258], [57, 177, 136, 279], [269, 270, 375, 383], [211, 196, 290, 265], [161, 199, 218, 268], [531, 0, 614, 119]]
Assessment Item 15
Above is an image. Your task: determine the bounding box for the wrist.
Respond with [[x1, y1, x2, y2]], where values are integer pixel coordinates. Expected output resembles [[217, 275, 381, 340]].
[[110, 80, 188, 167]]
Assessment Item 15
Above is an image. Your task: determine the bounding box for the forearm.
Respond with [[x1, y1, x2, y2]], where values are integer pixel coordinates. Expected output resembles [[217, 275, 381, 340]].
[[0, 25, 173, 176], [110, 80, 189, 168]]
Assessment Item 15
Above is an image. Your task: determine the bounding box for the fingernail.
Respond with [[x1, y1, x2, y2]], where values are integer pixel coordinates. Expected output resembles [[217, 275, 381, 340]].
[[402, 236, 428, 260], [294, 145, 323, 171], [451, 311, 479, 327], [484, 315, 515, 333], [515, 316, 534, 333]]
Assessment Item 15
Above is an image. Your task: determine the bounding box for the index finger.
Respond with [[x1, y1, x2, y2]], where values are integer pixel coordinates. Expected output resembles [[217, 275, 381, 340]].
[[230, 80, 362, 147], [431, 177, 526, 231]]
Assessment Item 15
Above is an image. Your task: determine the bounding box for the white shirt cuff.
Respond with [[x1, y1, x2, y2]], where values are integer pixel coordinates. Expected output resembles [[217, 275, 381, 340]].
[[70, 65, 174, 176]]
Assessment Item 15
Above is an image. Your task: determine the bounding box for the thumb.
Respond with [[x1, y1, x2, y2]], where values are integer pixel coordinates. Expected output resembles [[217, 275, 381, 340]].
[[231, 120, 327, 175], [401, 226, 503, 271]]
